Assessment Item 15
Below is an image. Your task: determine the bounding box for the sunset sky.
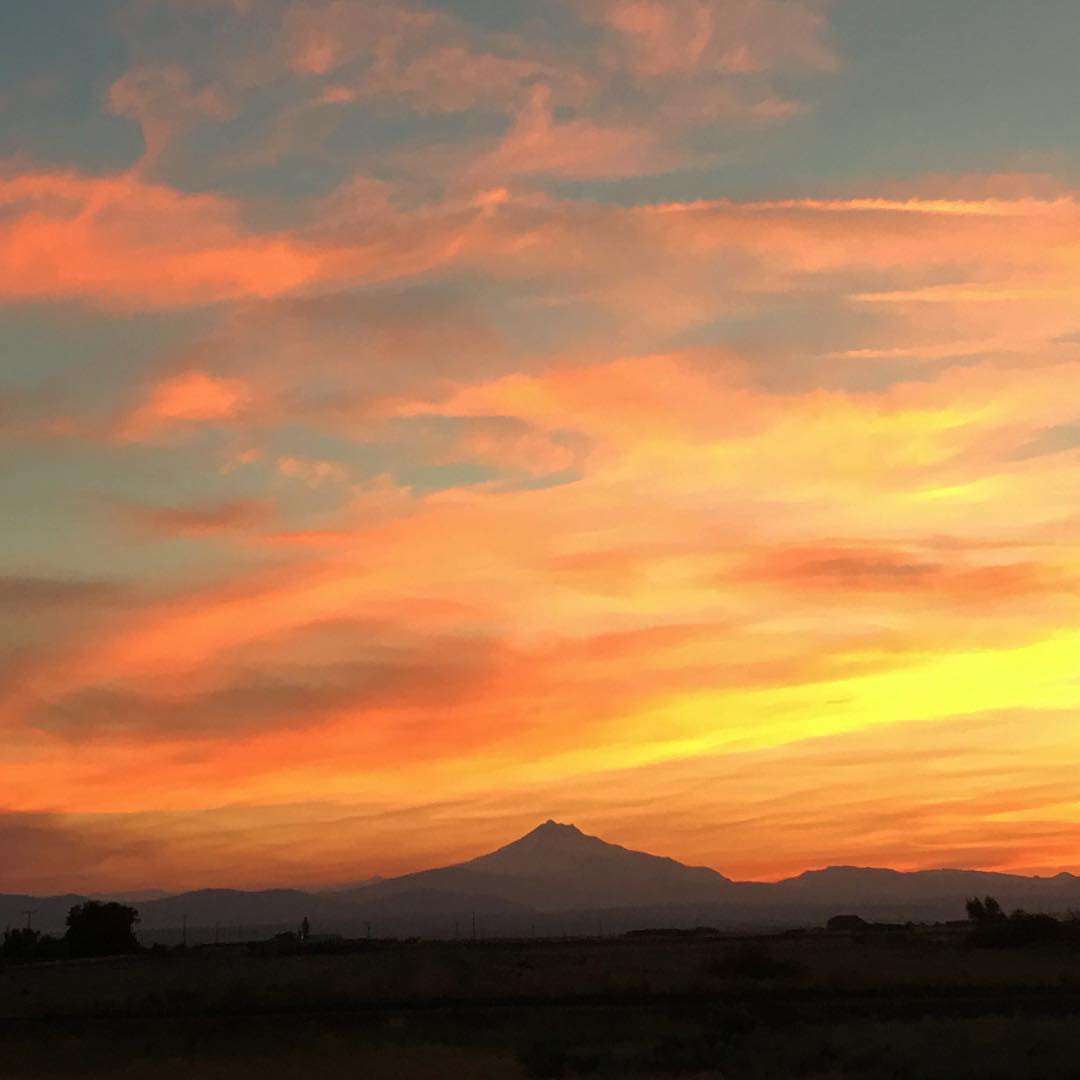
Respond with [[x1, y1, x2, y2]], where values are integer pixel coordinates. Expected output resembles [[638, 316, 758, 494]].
[[4, 0, 1080, 894]]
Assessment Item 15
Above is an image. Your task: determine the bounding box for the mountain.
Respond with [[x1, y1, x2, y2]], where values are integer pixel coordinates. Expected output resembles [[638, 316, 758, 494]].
[[90, 889, 172, 904], [7, 822, 1080, 939], [323, 875, 385, 894], [0, 894, 87, 936], [135, 889, 361, 932], [767, 865, 1080, 922], [339, 820, 734, 911], [0, 889, 360, 940]]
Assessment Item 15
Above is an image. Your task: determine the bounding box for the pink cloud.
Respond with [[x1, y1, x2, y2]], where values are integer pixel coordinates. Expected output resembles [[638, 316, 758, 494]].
[[0, 169, 328, 308], [363, 45, 568, 114], [13, 1, 1080, 893], [0, 165, 500, 309], [588, 0, 835, 76], [276, 455, 349, 487], [118, 371, 252, 441], [476, 84, 668, 181], [284, 1, 443, 77], [108, 64, 233, 166], [273, 0, 829, 185], [116, 497, 274, 537]]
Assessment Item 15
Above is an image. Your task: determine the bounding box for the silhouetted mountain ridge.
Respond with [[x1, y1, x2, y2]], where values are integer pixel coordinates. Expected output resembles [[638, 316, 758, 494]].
[[337, 820, 733, 911], [6, 822, 1080, 939]]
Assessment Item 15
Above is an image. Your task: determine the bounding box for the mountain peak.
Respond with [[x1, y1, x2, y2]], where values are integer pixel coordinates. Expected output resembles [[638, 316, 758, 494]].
[[458, 820, 731, 898], [472, 820, 633, 870], [498, 820, 595, 856], [531, 819, 583, 837]]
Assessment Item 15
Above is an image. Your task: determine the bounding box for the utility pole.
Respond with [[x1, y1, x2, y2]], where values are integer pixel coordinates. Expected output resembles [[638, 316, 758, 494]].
[[471, 910, 477, 942], [181, 913, 188, 948], [22, 910, 37, 931]]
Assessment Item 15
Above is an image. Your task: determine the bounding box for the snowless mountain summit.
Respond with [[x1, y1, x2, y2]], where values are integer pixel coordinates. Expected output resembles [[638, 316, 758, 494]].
[[340, 820, 736, 911], [465, 820, 729, 884]]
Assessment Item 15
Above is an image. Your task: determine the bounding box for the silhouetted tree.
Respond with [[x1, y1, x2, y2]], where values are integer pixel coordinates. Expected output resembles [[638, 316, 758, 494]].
[[966, 895, 1005, 924], [967, 897, 1062, 947], [65, 901, 139, 957]]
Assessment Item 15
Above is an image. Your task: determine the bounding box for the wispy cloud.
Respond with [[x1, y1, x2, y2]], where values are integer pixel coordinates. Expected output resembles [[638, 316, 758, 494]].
[[4, 0, 1080, 890]]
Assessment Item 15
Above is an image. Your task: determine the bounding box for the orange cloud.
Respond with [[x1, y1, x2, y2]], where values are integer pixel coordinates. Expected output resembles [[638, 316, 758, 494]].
[[7, 704, 1080, 891], [276, 455, 349, 487], [742, 544, 1061, 607], [109, 64, 233, 166], [10, 195, 1080, 850], [475, 84, 668, 181], [0, 170, 328, 307], [117, 371, 252, 440], [592, 0, 835, 77], [6, 6, 1080, 894], [268, 0, 832, 188], [0, 165, 507, 309], [115, 497, 273, 537], [6, 0, 1080, 896], [10, 335, 1080, 843], [284, 2, 442, 77]]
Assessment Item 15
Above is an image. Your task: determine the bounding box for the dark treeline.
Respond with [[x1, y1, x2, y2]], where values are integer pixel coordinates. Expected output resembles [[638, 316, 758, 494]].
[[825, 895, 1080, 948], [965, 894, 1076, 946], [2, 901, 139, 962], [5, 895, 1080, 964]]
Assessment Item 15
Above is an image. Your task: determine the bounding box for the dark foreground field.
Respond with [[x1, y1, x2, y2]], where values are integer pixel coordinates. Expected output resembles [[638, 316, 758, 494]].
[[3, 932, 1080, 1079]]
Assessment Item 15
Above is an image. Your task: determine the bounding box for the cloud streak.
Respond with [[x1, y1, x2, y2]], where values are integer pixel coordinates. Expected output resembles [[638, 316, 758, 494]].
[[4, 0, 1080, 891]]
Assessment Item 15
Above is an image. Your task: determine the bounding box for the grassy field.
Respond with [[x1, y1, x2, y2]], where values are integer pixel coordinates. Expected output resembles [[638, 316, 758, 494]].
[[3, 932, 1080, 1078]]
